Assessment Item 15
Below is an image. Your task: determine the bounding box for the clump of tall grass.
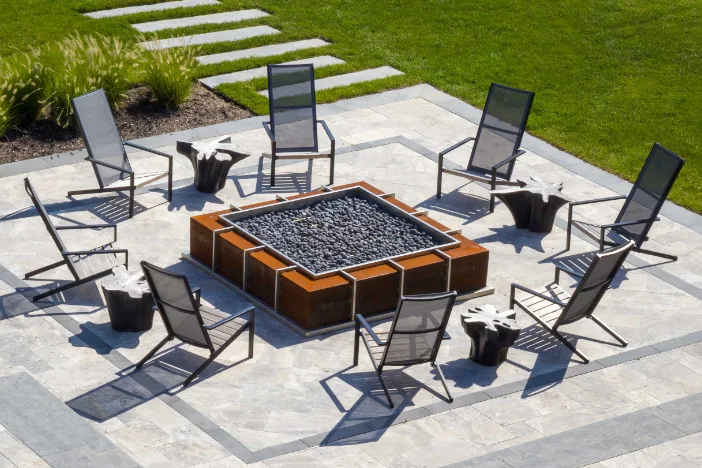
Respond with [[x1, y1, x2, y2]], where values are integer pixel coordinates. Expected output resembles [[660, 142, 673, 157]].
[[0, 96, 13, 137], [46, 34, 139, 128], [139, 39, 200, 111], [0, 50, 47, 126]]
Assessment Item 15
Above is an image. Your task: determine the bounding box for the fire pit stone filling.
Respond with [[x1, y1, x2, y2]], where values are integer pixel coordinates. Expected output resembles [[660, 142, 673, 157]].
[[234, 196, 442, 273]]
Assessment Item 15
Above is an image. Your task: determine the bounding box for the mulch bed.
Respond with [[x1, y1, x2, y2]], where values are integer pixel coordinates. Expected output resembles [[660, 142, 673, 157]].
[[0, 84, 253, 165]]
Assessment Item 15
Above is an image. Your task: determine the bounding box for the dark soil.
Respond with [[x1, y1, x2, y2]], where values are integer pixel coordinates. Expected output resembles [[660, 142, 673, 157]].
[[0, 85, 253, 164]]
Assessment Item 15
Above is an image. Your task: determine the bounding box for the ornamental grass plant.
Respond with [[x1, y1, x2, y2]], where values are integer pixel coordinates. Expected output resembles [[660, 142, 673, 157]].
[[139, 39, 200, 111], [0, 49, 47, 127]]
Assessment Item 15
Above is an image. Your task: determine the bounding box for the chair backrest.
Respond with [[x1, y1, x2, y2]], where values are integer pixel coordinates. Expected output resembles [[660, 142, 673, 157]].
[[380, 291, 457, 367], [140, 261, 212, 350], [468, 83, 534, 180], [71, 89, 132, 187], [614, 143, 685, 246], [24, 177, 67, 254], [267, 64, 318, 153], [556, 241, 634, 327]]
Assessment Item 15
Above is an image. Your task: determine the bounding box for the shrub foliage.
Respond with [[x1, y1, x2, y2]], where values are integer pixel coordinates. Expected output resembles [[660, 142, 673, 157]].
[[140, 39, 199, 111]]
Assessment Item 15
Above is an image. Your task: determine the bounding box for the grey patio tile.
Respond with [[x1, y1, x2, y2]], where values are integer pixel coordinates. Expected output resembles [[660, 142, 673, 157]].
[[42, 446, 138, 468], [247, 439, 310, 464], [655, 392, 702, 434]]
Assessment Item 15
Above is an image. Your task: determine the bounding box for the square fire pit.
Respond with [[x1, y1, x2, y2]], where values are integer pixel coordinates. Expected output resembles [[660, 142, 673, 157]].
[[186, 182, 493, 336]]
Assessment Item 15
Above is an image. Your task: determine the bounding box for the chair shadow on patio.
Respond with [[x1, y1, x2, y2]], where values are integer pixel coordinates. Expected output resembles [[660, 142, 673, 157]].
[[66, 345, 248, 423], [230, 158, 313, 198], [318, 366, 455, 445], [416, 187, 491, 225]]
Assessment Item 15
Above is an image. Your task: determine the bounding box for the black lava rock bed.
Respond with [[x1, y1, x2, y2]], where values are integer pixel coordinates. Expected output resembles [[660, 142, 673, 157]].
[[234, 196, 444, 273]]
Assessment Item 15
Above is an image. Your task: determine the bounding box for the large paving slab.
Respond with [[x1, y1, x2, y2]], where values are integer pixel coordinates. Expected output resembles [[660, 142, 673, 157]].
[[85, 0, 220, 19], [199, 55, 345, 88], [132, 9, 269, 32], [259, 66, 404, 97], [139, 26, 279, 50], [197, 38, 331, 65]]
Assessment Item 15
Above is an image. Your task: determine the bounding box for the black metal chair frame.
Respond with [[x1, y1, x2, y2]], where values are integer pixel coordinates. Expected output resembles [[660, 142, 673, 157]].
[[437, 83, 535, 212], [353, 291, 457, 408], [566, 143, 685, 261], [67, 89, 173, 219], [136, 261, 255, 387], [23, 177, 128, 301], [262, 64, 335, 187], [510, 241, 634, 363]]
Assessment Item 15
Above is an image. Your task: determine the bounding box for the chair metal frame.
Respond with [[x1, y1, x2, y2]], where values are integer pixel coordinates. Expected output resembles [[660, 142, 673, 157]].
[[510, 241, 634, 363], [67, 89, 173, 219], [262, 64, 335, 186], [23, 177, 128, 301], [136, 261, 255, 387], [353, 291, 457, 408], [566, 143, 685, 262], [436, 83, 535, 212]]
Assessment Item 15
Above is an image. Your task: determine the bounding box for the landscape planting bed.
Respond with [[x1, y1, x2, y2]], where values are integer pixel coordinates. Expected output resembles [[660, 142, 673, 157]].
[[187, 182, 492, 336]]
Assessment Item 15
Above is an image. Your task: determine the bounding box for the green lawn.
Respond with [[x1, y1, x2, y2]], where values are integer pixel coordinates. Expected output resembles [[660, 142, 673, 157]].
[[2, 0, 701, 212]]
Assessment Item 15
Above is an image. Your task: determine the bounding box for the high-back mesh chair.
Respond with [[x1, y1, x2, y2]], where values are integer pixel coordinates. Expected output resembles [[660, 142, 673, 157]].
[[23, 177, 127, 301], [436, 83, 535, 212], [68, 89, 173, 218], [137, 261, 255, 387], [566, 143, 685, 261], [262, 64, 335, 186], [353, 291, 457, 408], [510, 241, 634, 363]]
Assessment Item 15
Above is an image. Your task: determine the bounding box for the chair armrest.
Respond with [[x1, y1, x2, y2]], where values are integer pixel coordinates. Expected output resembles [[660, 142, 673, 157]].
[[204, 306, 254, 330], [317, 120, 334, 142], [554, 264, 584, 284], [356, 314, 386, 346], [511, 283, 568, 307], [191, 287, 201, 306], [56, 224, 117, 243], [86, 157, 134, 174], [123, 142, 173, 160], [262, 122, 275, 143], [569, 195, 626, 207], [439, 137, 474, 157], [492, 149, 526, 170], [601, 218, 653, 229]]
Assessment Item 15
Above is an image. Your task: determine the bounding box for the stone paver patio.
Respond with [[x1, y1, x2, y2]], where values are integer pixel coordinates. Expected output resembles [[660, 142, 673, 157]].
[[1, 85, 702, 467]]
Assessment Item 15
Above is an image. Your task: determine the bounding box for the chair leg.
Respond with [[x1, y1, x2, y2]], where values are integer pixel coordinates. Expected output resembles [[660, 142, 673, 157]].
[[248, 322, 255, 359], [489, 194, 495, 213], [135, 336, 172, 370], [270, 156, 276, 187], [375, 369, 394, 408], [184, 353, 217, 387], [566, 207, 573, 251], [353, 320, 360, 367], [167, 157, 173, 202], [590, 314, 628, 347], [436, 154, 443, 199], [551, 328, 590, 363], [329, 154, 335, 186], [633, 246, 678, 262], [432, 362, 453, 403], [25, 259, 67, 278]]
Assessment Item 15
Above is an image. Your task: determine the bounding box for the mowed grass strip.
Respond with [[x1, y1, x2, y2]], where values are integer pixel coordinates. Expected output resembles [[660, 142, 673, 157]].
[[1, 0, 700, 211]]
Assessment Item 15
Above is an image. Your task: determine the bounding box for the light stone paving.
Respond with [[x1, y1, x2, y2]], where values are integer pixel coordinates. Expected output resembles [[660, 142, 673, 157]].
[[196, 39, 332, 65], [259, 66, 404, 97], [132, 10, 270, 33], [85, 0, 221, 19], [1, 86, 702, 467], [138, 26, 279, 50], [200, 55, 345, 88]]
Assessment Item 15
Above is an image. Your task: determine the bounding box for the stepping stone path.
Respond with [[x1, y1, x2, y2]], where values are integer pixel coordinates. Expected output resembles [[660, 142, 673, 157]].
[[85, 0, 220, 19], [133, 10, 269, 32], [197, 38, 331, 64], [200, 55, 345, 88], [259, 66, 404, 97], [138, 26, 279, 50]]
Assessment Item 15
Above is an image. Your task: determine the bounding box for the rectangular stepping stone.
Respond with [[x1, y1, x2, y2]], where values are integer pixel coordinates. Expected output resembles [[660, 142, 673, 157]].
[[139, 26, 279, 50], [133, 9, 269, 32], [85, 0, 220, 19], [259, 66, 404, 97], [197, 38, 331, 64], [199, 55, 345, 88]]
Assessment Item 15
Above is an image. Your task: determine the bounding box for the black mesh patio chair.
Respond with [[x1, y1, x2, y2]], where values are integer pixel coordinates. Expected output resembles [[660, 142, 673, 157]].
[[67, 89, 173, 218], [436, 83, 535, 212], [510, 241, 634, 363], [353, 291, 457, 408], [263, 64, 335, 186], [23, 177, 128, 302], [566, 143, 685, 261], [137, 261, 255, 387]]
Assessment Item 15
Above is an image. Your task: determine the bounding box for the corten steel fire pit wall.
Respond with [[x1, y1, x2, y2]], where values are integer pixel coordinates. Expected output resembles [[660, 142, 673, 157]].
[[185, 182, 493, 337]]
